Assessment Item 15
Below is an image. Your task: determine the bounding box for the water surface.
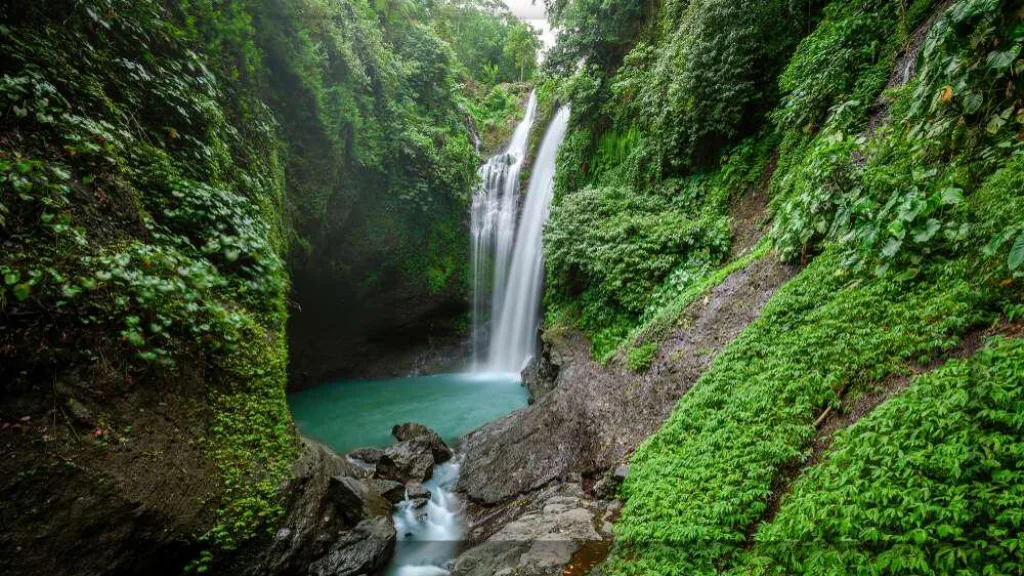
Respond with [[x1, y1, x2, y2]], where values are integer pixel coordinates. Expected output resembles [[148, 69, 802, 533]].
[[288, 372, 527, 455]]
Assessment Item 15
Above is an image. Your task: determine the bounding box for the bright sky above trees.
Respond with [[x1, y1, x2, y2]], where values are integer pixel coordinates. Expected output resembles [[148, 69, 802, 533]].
[[501, 0, 554, 49]]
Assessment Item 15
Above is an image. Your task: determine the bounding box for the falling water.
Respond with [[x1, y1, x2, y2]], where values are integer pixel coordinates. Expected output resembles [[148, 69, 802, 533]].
[[486, 106, 570, 373], [470, 89, 571, 374], [470, 92, 538, 368], [385, 461, 463, 576]]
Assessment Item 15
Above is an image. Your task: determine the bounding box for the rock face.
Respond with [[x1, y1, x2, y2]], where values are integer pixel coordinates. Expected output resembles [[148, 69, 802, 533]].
[[520, 330, 565, 404], [375, 442, 436, 483], [328, 476, 392, 525], [453, 483, 617, 576], [365, 479, 406, 504], [374, 423, 452, 483], [308, 517, 396, 576], [347, 447, 384, 465], [239, 439, 397, 576], [457, 258, 796, 504]]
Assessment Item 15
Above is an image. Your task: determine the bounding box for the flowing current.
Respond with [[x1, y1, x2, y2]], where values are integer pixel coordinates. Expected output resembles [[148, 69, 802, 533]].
[[470, 92, 537, 369], [471, 97, 571, 373]]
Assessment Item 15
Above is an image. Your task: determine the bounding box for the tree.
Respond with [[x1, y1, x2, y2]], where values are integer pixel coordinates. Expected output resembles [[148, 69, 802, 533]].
[[503, 22, 540, 82]]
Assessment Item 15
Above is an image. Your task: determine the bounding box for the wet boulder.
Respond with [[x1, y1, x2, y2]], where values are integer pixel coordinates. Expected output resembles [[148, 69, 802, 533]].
[[375, 441, 435, 483], [406, 482, 431, 501], [347, 447, 384, 465], [391, 422, 453, 463], [375, 423, 451, 483], [365, 478, 406, 504], [243, 439, 395, 575]]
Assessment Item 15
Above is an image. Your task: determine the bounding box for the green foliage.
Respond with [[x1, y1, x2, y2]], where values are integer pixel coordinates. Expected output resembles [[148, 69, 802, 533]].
[[770, 0, 1024, 273], [773, 0, 934, 134], [542, 1, 1024, 574], [626, 342, 658, 373], [975, 152, 1024, 278], [0, 1, 298, 569], [458, 83, 532, 154], [605, 253, 997, 575], [435, 0, 542, 84], [503, 21, 542, 82], [545, 0, 646, 72], [740, 336, 1024, 575], [546, 136, 775, 359], [246, 0, 529, 318], [545, 180, 731, 358]]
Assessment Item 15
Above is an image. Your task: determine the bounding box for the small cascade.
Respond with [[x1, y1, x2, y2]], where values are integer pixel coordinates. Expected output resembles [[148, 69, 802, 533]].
[[386, 461, 463, 576], [485, 106, 571, 374], [470, 92, 538, 369]]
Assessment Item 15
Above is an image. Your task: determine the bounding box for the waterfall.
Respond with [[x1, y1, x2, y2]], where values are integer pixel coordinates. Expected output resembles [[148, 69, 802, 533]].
[[487, 106, 570, 373], [470, 92, 538, 369], [471, 101, 571, 374]]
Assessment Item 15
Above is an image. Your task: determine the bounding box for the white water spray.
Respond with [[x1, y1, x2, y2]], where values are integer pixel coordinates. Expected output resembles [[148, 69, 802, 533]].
[[470, 92, 538, 369], [486, 106, 570, 373], [385, 461, 463, 576]]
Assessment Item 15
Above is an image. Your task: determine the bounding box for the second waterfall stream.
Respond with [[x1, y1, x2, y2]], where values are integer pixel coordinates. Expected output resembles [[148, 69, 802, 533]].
[[471, 93, 571, 374]]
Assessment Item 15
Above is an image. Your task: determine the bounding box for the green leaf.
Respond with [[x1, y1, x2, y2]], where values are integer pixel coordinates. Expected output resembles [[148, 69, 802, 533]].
[[913, 219, 941, 243], [124, 330, 145, 347], [986, 45, 1020, 70], [882, 238, 902, 259], [940, 188, 964, 205], [3, 271, 20, 286], [1009, 233, 1024, 271], [962, 92, 984, 115], [13, 283, 31, 301], [987, 115, 1007, 134]]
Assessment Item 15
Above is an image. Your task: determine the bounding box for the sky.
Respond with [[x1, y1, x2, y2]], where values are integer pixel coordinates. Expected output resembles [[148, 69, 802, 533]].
[[501, 0, 555, 50]]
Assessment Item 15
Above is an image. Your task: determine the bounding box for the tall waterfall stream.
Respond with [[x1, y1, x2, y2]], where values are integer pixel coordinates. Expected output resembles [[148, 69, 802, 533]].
[[472, 94, 571, 374]]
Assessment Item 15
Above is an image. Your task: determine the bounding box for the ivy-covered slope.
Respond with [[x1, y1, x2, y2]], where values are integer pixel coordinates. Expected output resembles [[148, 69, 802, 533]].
[[0, 1, 296, 573], [541, 0, 1023, 574], [738, 333, 1023, 575], [0, 0, 535, 573]]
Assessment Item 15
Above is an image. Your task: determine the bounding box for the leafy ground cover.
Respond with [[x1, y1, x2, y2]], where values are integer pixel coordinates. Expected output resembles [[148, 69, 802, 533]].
[[735, 334, 1024, 575], [551, 1, 1024, 574], [604, 251, 1000, 575]]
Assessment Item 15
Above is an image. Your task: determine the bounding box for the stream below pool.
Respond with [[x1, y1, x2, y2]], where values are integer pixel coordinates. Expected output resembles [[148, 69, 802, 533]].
[[288, 372, 528, 575]]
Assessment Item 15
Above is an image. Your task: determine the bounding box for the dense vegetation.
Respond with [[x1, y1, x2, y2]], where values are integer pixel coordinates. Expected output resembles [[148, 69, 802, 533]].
[[740, 335, 1023, 575], [0, 0, 536, 571], [540, 0, 1024, 573]]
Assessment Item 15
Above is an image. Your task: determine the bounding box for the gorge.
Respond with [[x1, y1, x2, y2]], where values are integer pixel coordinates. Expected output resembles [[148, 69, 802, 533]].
[[2, 0, 1023, 576]]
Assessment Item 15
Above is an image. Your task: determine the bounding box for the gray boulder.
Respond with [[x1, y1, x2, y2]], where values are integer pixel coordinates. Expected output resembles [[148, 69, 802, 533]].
[[308, 516, 396, 576], [391, 422, 453, 463], [365, 478, 406, 504], [347, 447, 384, 464], [375, 441, 435, 483], [453, 485, 611, 576], [405, 482, 431, 501], [327, 476, 391, 526], [242, 439, 393, 575]]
